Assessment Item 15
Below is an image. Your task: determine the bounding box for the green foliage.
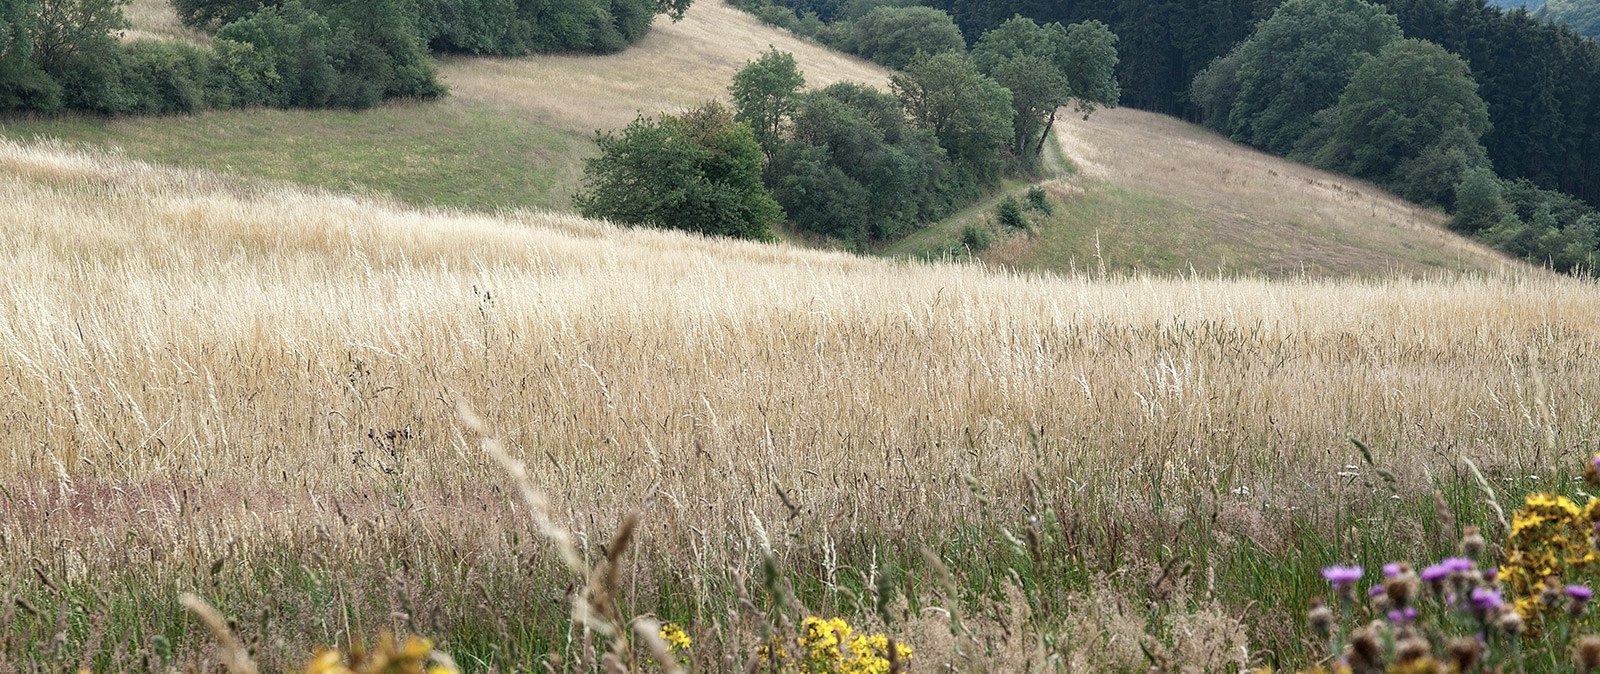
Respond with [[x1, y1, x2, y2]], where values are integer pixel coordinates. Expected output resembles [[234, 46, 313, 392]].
[[575, 102, 782, 241], [921, 0, 1265, 117], [413, 0, 676, 55], [171, 0, 266, 30], [0, 0, 457, 117], [798, 0, 1600, 214], [1189, 45, 1242, 133], [839, 0, 914, 20], [844, 5, 963, 69], [891, 50, 1012, 191], [996, 194, 1025, 229], [0, 0, 63, 112], [117, 40, 213, 114], [177, 0, 690, 55], [971, 16, 1118, 159], [32, 0, 128, 111], [317, 0, 443, 105], [1227, 0, 1401, 154], [960, 222, 992, 251], [1025, 185, 1050, 214], [213, 0, 441, 109], [730, 47, 805, 158], [1388, 0, 1600, 208], [768, 82, 951, 244], [1538, 0, 1600, 38], [1450, 166, 1509, 235], [1308, 39, 1490, 207], [1471, 177, 1600, 272], [1058, 20, 1119, 118]]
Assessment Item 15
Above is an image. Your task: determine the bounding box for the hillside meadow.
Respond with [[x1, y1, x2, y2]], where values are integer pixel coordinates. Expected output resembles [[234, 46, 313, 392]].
[[893, 107, 1514, 278], [0, 0, 887, 214], [0, 0, 1515, 280], [2, 139, 1597, 671]]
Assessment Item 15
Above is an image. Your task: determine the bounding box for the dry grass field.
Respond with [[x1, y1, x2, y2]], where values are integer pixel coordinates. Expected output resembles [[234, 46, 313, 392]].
[[4, 138, 1600, 670], [437, 1, 887, 133]]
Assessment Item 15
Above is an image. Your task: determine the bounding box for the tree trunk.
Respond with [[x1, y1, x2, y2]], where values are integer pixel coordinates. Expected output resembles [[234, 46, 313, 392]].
[[1033, 108, 1060, 157]]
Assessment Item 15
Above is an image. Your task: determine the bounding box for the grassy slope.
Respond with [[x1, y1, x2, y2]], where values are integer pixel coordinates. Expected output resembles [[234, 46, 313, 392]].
[[0, 0, 888, 212], [5, 0, 1515, 278], [995, 108, 1515, 277]]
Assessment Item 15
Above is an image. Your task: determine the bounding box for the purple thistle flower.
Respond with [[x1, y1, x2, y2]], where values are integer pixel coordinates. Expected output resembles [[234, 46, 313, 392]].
[[1483, 567, 1498, 581], [1470, 587, 1503, 612], [1388, 606, 1418, 625], [1369, 584, 1386, 597], [1421, 564, 1450, 582], [1441, 557, 1475, 573], [1323, 565, 1364, 586], [1382, 563, 1403, 578], [1569, 585, 1594, 601]]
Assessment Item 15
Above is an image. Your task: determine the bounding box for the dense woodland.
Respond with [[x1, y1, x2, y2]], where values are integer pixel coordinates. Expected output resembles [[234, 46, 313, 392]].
[[1538, 0, 1600, 38], [738, 0, 1600, 270]]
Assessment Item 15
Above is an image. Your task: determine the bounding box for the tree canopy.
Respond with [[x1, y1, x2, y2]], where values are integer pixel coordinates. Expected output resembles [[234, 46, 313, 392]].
[[845, 5, 964, 68], [971, 16, 1118, 158], [1227, 0, 1402, 155], [1309, 38, 1490, 207], [890, 51, 1012, 187], [1538, 0, 1600, 39], [575, 102, 783, 241], [729, 47, 805, 158]]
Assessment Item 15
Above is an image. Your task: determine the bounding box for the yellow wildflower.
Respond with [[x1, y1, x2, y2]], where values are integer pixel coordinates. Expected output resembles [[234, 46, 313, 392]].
[[659, 622, 692, 652]]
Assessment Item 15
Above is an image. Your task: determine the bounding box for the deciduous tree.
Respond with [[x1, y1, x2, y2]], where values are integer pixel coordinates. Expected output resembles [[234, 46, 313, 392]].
[[576, 102, 783, 241]]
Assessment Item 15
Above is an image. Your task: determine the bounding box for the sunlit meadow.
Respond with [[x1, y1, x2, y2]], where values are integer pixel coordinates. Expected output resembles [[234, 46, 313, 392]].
[[2, 139, 1598, 671]]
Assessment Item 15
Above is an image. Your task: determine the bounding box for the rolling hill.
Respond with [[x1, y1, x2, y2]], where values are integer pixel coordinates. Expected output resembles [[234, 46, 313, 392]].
[[2, 134, 1592, 669], [2, 0, 1518, 279], [1000, 108, 1511, 277], [0, 0, 887, 213]]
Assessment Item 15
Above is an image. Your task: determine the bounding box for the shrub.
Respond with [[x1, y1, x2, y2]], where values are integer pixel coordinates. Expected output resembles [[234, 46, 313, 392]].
[[215, 2, 338, 107], [997, 194, 1026, 230], [1026, 185, 1051, 214], [844, 5, 963, 69], [575, 102, 783, 241], [118, 40, 213, 114], [216, 0, 441, 110], [765, 81, 951, 245], [413, 0, 681, 55], [960, 223, 992, 252], [171, 0, 270, 30], [0, 58, 63, 113]]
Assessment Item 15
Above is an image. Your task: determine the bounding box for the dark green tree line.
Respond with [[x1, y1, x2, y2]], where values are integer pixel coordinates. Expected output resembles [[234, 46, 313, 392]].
[[1, 0, 690, 116]]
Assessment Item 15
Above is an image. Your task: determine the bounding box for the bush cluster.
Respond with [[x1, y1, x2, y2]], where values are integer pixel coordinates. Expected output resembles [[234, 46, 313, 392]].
[[575, 101, 783, 241], [1, 0, 687, 117]]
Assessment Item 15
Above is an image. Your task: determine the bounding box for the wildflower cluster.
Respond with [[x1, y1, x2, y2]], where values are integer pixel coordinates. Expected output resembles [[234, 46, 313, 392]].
[[303, 633, 457, 674], [659, 622, 692, 653], [1500, 489, 1600, 629], [1273, 454, 1600, 674], [760, 617, 913, 674]]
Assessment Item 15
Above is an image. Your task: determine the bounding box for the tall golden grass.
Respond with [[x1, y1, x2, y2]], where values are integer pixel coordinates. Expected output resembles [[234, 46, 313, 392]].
[[3, 139, 1599, 670]]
